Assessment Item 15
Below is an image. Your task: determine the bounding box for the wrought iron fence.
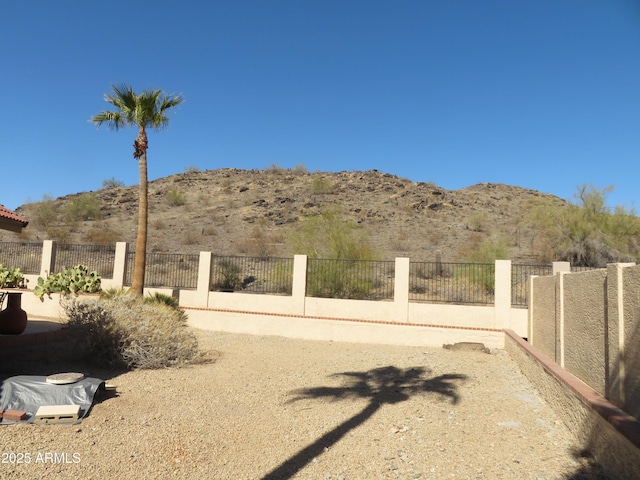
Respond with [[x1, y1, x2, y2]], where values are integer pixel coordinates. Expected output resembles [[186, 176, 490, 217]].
[[0, 242, 565, 304], [210, 255, 293, 294], [511, 264, 552, 306], [55, 244, 116, 278], [306, 258, 395, 300], [0, 242, 43, 274], [125, 252, 200, 289], [409, 261, 495, 305]]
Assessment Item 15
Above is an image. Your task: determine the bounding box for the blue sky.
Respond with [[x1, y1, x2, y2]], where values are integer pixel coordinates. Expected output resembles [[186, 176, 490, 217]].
[[2, 0, 639, 212]]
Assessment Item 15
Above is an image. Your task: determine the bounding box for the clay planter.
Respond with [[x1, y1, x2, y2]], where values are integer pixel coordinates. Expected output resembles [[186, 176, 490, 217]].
[[0, 292, 28, 335]]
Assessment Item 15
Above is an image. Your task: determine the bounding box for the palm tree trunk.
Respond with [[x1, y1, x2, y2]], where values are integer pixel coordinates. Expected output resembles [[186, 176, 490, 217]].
[[131, 129, 149, 296]]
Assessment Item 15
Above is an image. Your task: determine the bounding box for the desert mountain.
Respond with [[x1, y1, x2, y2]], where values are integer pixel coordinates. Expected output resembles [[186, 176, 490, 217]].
[[3, 168, 567, 263]]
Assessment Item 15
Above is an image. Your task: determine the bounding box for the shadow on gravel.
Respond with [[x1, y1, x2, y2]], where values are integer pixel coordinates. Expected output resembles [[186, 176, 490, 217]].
[[563, 449, 611, 480], [262, 365, 467, 480]]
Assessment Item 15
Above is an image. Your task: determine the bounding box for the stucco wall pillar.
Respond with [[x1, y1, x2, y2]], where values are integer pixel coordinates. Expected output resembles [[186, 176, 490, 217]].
[[393, 257, 410, 323], [110, 242, 128, 288], [40, 240, 56, 277], [194, 251, 213, 308], [494, 260, 511, 330], [292, 254, 307, 316]]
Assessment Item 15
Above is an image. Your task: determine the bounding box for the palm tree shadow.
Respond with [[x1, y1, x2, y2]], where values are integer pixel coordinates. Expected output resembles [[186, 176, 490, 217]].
[[262, 365, 467, 480]]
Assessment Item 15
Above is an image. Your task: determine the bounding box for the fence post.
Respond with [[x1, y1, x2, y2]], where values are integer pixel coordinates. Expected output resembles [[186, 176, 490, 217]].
[[394, 257, 410, 323], [194, 252, 213, 308], [494, 260, 511, 330], [40, 240, 56, 277], [608, 263, 636, 408], [292, 255, 307, 315], [552, 261, 571, 274], [528, 275, 538, 343], [110, 242, 128, 288], [557, 271, 567, 368]]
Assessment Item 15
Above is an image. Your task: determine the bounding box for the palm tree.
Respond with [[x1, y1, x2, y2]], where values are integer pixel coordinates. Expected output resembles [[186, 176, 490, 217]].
[[90, 84, 184, 296]]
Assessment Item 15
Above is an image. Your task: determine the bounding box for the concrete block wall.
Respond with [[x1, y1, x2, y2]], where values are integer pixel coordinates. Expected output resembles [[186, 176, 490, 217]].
[[529, 263, 640, 416]]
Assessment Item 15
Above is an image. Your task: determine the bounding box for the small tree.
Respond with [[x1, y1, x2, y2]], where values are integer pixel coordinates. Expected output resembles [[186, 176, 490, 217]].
[[529, 184, 640, 267]]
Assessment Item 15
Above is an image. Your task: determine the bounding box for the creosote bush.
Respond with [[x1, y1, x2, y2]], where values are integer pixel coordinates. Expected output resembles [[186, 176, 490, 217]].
[[63, 295, 201, 370]]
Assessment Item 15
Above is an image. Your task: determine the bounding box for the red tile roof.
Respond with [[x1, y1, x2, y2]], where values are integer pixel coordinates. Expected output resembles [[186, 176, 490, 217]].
[[0, 205, 28, 229]]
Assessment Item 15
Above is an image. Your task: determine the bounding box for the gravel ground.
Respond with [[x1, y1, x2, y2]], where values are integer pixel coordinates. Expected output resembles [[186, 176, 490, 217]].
[[0, 330, 610, 480]]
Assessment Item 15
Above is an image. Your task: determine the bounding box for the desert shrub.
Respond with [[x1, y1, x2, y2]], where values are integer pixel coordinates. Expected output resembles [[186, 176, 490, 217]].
[[144, 292, 180, 309], [455, 235, 508, 295], [86, 223, 121, 244], [468, 212, 488, 232], [63, 295, 201, 370], [212, 259, 243, 290], [266, 163, 286, 174], [310, 176, 334, 194], [45, 226, 71, 244], [165, 189, 187, 207], [306, 259, 377, 299], [238, 227, 277, 258], [23, 194, 58, 227], [64, 192, 102, 222], [184, 165, 200, 173], [102, 177, 125, 188], [293, 163, 309, 173], [290, 206, 378, 261], [290, 207, 379, 297], [528, 184, 640, 266]]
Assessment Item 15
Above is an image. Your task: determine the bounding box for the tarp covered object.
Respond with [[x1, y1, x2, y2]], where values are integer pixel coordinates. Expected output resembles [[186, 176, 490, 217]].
[[1, 375, 104, 424]]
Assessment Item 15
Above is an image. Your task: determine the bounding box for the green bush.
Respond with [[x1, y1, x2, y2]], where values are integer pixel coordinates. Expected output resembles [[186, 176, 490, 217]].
[[306, 260, 377, 299], [290, 207, 378, 260], [64, 192, 102, 222], [213, 258, 255, 291], [63, 295, 201, 369], [34, 265, 101, 300], [24, 194, 58, 228], [165, 189, 187, 206], [310, 176, 334, 194], [290, 207, 379, 297], [455, 236, 509, 294], [529, 184, 640, 266]]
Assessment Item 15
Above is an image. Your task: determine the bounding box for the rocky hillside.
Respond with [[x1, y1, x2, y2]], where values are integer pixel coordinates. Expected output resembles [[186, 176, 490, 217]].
[[2, 168, 567, 262]]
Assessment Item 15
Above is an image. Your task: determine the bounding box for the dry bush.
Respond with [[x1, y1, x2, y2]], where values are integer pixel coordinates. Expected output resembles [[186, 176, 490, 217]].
[[201, 225, 216, 236], [238, 227, 277, 258], [63, 295, 202, 370], [86, 223, 121, 244], [153, 219, 166, 230], [185, 230, 203, 245]]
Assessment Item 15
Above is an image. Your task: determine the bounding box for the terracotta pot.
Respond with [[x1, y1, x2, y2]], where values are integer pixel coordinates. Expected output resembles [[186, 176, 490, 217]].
[[0, 292, 28, 335]]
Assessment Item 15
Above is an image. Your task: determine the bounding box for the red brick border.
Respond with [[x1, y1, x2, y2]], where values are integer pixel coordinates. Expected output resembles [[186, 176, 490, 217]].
[[183, 306, 503, 333], [505, 329, 640, 450]]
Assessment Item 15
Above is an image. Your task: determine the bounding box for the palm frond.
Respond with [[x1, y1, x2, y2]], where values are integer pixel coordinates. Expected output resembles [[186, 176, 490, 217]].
[[91, 84, 183, 131]]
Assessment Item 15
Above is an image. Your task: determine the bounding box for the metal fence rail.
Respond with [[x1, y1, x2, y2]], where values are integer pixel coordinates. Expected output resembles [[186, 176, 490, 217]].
[[306, 258, 395, 300], [210, 256, 293, 294], [409, 261, 495, 305], [125, 252, 200, 289], [55, 244, 116, 278], [0, 242, 43, 274], [511, 264, 553, 306], [0, 242, 569, 304]]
